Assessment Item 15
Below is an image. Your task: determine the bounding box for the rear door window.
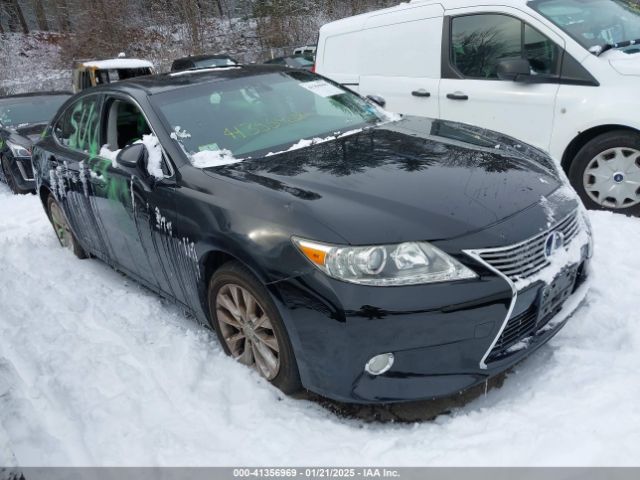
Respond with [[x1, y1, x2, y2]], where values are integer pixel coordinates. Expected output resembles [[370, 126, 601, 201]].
[[53, 95, 102, 155]]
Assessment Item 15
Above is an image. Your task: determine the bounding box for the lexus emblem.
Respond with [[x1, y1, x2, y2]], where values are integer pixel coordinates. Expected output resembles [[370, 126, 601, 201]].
[[544, 231, 565, 259]]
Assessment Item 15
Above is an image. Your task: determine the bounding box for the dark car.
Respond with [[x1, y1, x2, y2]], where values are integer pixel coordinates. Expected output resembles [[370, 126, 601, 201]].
[[0, 92, 71, 194], [171, 54, 238, 72], [31, 66, 593, 404], [264, 54, 315, 71]]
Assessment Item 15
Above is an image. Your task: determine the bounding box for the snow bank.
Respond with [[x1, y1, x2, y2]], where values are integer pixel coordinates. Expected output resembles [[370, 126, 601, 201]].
[[0, 184, 639, 466]]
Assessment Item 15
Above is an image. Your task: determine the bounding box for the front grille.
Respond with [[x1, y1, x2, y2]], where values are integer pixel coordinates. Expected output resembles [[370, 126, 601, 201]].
[[486, 307, 538, 362], [476, 211, 581, 283]]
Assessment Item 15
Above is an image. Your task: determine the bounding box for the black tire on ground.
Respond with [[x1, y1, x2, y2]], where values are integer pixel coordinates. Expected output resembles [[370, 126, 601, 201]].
[[568, 130, 640, 214], [1, 155, 28, 195], [208, 261, 302, 395], [46, 194, 88, 259]]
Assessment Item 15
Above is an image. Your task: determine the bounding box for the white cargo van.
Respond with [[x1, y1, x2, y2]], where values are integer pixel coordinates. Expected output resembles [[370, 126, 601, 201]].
[[316, 0, 640, 213]]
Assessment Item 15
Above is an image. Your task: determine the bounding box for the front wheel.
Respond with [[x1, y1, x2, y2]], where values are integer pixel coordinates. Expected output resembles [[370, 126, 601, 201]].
[[46, 194, 88, 259], [208, 261, 302, 395], [568, 131, 640, 214]]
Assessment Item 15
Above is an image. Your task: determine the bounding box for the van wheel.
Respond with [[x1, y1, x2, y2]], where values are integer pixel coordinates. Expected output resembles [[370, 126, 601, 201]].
[[46, 194, 88, 259], [569, 131, 640, 214], [208, 261, 302, 395]]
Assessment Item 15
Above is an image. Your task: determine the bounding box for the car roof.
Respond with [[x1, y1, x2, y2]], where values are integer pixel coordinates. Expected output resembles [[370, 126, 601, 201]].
[[75, 58, 154, 70], [92, 64, 301, 96], [321, 0, 532, 35]]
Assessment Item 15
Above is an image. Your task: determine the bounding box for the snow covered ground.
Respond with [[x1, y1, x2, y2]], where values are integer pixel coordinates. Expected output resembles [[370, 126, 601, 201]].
[[0, 183, 639, 467]]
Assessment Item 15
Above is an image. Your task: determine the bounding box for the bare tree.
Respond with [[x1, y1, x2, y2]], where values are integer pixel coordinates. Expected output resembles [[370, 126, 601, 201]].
[[1, 0, 29, 33], [32, 0, 50, 31]]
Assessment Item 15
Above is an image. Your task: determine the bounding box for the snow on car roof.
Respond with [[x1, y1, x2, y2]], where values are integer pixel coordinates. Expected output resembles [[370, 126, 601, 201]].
[[80, 58, 154, 70]]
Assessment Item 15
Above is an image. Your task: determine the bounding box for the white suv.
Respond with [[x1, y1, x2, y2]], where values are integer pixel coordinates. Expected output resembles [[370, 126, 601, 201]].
[[315, 0, 640, 214]]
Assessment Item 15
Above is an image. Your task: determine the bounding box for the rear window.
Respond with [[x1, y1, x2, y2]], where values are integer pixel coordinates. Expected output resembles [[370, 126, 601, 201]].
[[152, 71, 386, 160]]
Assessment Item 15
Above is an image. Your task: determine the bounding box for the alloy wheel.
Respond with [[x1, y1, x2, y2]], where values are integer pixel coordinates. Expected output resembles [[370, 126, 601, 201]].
[[215, 283, 281, 380], [49, 201, 73, 250], [583, 147, 640, 209]]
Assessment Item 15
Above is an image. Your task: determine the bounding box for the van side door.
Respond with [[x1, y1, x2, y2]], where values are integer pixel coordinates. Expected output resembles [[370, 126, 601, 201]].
[[439, 7, 565, 152], [357, 4, 444, 118]]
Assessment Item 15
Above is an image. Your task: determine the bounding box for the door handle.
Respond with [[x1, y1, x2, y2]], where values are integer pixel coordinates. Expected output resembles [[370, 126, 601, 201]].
[[446, 92, 469, 101], [411, 89, 431, 98]]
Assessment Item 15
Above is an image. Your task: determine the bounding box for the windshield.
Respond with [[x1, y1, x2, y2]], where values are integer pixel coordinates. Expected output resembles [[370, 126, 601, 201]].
[[0, 95, 69, 128], [530, 0, 640, 52], [96, 68, 153, 84], [153, 71, 386, 160]]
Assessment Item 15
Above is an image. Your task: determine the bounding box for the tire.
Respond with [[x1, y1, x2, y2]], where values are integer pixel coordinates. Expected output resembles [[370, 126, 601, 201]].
[[568, 130, 640, 214], [46, 194, 88, 259], [208, 261, 302, 395], [1, 155, 27, 195]]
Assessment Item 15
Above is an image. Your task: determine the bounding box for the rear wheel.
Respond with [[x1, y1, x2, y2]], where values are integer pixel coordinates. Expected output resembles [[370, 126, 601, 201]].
[[208, 261, 301, 394], [46, 194, 88, 259], [569, 131, 640, 214], [1, 156, 27, 195]]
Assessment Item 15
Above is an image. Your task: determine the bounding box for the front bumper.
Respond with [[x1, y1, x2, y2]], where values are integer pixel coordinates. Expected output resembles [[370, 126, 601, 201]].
[[269, 252, 590, 404], [2, 155, 36, 192]]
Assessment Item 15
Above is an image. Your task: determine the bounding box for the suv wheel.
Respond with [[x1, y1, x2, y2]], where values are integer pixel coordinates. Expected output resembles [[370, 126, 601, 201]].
[[569, 131, 640, 213], [208, 261, 302, 394]]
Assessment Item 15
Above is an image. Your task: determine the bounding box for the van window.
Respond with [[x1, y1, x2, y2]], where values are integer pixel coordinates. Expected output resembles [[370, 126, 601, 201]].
[[451, 14, 560, 79]]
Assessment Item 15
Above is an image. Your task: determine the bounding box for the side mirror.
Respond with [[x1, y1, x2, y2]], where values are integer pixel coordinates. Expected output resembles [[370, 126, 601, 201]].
[[116, 143, 154, 192], [497, 58, 531, 82], [366, 94, 386, 108], [116, 143, 148, 172]]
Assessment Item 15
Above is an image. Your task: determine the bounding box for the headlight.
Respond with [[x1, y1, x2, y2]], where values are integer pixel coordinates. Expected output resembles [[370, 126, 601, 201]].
[[292, 237, 477, 286], [6, 140, 31, 157]]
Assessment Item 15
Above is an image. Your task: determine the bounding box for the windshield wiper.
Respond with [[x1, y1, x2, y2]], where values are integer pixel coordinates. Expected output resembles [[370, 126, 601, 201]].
[[590, 38, 640, 56]]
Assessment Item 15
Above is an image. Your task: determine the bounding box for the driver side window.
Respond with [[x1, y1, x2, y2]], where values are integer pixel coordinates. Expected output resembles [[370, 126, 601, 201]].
[[101, 97, 170, 176], [451, 14, 561, 79]]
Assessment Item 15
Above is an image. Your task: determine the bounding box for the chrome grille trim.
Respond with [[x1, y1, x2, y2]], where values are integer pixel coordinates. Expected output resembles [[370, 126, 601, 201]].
[[463, 209, 581, 369], [472, 211, 581, 283]]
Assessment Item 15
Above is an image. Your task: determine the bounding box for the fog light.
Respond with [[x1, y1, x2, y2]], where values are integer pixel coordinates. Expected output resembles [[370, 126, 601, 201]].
[[365, 353, 395, 376]]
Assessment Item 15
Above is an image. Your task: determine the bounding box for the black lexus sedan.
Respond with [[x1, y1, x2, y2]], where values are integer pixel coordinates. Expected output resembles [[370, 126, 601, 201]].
[[31, 66, 593, 404], [0, 92, 71, 194]]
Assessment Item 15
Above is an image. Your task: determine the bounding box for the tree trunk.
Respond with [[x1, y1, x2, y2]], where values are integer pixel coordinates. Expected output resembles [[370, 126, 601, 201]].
[[52, 0, 71, 32], [11, 0, 29, 33], [32, 0, 49, 31]]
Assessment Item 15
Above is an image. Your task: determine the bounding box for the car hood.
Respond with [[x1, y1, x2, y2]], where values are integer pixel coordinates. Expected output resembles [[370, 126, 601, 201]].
[[608, 50, 640, 76], [13, 122, 47, 145], [206, 117, 567, 245]]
